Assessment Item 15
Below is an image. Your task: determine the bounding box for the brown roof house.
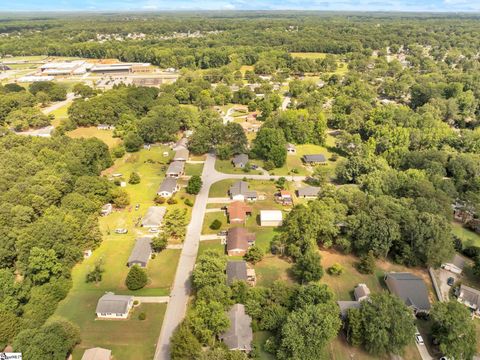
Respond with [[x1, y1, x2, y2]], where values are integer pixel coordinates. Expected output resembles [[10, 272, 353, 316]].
[[220, 304, 253, 352], [81, 347, 112, 360], [227, 201, 252, 224], [384, 272, 430, 314], [226, 227, 256, 256]]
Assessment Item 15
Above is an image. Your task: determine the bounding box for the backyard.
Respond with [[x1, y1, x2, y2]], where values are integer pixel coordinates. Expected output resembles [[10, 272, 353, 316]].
[[452, 221, 480, 247], [67, 126, 122, 149]]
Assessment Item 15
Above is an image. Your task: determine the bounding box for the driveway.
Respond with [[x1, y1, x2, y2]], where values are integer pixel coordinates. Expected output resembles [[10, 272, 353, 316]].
[[437, 268, 458, 301], [41, 92, 75, 115], [154, 153, 306, 359]]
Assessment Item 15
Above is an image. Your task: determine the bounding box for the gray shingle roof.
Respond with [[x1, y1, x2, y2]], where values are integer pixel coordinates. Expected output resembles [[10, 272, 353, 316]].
[[226, 261, 248, 285], [220, 304, 253, 351], [459, 284, 480, 309], [95, 292, 133, 314], [303, 154, 326, 163], [385, 272, 431, 311], [141, 206, 166, 227], [354, 284, 370, 301], [232, 154, 249, 167], [81, 347, 111, 360], [337, 300, 361, 318], [297, 186, 320, 197], [229, 181, 257, 199], [174, 148, 189, 161], [127, 237, 152, 267], [158, 177, 178, 194], [166, 161, 185, 175]]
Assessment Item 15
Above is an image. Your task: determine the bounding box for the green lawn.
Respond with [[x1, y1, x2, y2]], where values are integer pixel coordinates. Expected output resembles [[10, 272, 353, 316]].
[[209, 179, 280, 202], [50, 102, 71, 127], [185, 163, 204, 176], [452, 222, 480, 247], [57, 301, 166, 360], [290, 52, 328, 59], [255, 255, 292, 287], [198, 239, 224, 256], [202, 211, 228, 235], [209, 179, 238, 197], [215, 159, 264, 175]]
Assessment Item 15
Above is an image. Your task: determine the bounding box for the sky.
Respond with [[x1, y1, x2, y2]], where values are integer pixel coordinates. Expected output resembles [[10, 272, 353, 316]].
[[1, 0, 480, 12]]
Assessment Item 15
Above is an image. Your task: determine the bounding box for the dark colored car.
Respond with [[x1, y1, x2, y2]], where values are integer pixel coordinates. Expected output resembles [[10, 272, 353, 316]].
[[447, 277, 455, 286]]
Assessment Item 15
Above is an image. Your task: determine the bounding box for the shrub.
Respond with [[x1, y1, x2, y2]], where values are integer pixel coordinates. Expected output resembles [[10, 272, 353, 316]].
[[244, 245, 264, 264], [263, 160, 275, 171], [111, 145, 125, 159], [167, 197, 178, 205], [357, 251, 376, 274], [128, 171, 141, 184], [124, 131, 143, 152], [125, 265, 148, 290], [138, 312, 146, 320], [184, 198, 193, 207], [133, 300, 139, 306], [186, 175, 202, 195], [154, 195, 166, 204], [151, 235, 168, 253], [210, 219, 222, 230], [463, 245, 480, 259], [327, 263, 344, 276]]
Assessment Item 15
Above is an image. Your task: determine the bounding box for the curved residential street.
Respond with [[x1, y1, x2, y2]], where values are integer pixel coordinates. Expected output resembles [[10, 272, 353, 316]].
[[154, 153, 305, 359]]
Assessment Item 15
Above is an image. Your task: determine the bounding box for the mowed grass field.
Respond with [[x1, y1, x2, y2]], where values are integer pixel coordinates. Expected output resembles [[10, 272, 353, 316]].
[[452, 221, 480, 247], [54, 146, 191, 358], [67, 127, 122, 148]]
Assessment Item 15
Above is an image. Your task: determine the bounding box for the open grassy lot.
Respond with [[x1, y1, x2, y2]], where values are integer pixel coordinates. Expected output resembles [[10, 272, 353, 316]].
[[184, 162, 204, 176], [255, 255, 292, 287], [202, 211, 228, 235], [58, 301, 166, 360], [49, 102, 71, 126], [291, 52, 328, 59], [67, 127, 122, 148], [452, 221, 480, 247], [198, 239, 224, 257], [209, 179, 280, 200]]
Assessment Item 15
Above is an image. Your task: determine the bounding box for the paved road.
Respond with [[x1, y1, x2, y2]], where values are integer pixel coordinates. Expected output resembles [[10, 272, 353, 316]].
[[154, 153, 306, 359], [281, 95, 291, 110], [41, 92, 75, 115], [133, 296, 170, 303]]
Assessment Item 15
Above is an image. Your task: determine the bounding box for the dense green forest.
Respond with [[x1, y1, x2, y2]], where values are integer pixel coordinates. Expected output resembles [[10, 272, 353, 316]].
[[1, 11, 480, 360]]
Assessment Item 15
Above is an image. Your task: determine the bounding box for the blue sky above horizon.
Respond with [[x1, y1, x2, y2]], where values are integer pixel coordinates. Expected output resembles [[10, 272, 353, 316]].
[[2, 0, 480, 12]]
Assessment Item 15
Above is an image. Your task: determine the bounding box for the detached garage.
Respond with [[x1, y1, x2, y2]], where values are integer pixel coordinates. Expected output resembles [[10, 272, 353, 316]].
[[260, 210, 283, 227]]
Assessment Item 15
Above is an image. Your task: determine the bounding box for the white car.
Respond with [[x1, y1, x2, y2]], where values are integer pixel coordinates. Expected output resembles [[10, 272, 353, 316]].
[[115, 228, 128, 234], [149, 227, 159, 233], [415, 332, 424, 345]]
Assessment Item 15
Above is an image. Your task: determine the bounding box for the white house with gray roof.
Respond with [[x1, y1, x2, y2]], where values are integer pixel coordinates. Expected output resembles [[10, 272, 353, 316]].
[[229, 181, 257, 201], [141, 206, 167, 228], [232, 154, 249, 168], [166, 161, 185, 178], [220, 304, 253, 352], [95, 292, 133, 319], [297, 186, 320, 199], [173, 148, 189, 161], [458, 284, 480, 317], [127, 237, 152, 267], [157, 177, 179, 198]]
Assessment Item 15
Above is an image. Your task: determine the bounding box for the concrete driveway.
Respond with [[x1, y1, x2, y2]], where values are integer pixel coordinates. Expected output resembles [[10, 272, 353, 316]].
[[437, 268, 458, 301]]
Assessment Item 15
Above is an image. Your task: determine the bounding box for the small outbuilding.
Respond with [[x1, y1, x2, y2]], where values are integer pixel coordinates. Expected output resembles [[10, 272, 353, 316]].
[[232, 154, 249, 168], [127, 237, 152, 268], [141, 206, 167, 228], [354, 284, 371, 302], [157, 177, 179, 198], [220, 304, 253, 352], [81, 347, 112, 360], [260, 210, 283, 227], [95, 292, 133, 319]]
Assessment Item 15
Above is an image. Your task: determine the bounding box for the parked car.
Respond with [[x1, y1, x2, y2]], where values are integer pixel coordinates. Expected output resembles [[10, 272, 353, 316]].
[[149, 227, 159, 233], [217, 230, 228, 236], [115, 228, 128, 234], [447, 277, 454, 286], [415, 332, 424, 345], [251, 164, 258, 170], [135, 204, 140, 211]]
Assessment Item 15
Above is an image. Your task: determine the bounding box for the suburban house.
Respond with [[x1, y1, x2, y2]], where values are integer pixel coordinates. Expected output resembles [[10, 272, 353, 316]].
[[303, 154, 327, 165], [337, 301, 361, 319], [166, 161, 185, 178], [286, 143, 296, 154], [226, 201, 252, 224], [457, 284, 480, 316], [232, 154, 249, 168], [220, 304, 253, 352], [127, 237, 152, 267], [229, 181, 258, 201], [260, 210, 283, 227], [157, 177, 179, 198], [297, 186, 321, 199], [95, 292, 134, 319], [173, 147, 189, 161], [226, 260, 247, 285], [81, 347, 112, 360], [384, 272, 431, 314], [226, 227, 256, 256], [354, 283, 371, 302], [97, 124, 115, 131], [101, 203, 113, 216], [141, 206, 167, 228], [173, 138, 188, 151], [278, 190, 293, 205], [441, 253, 466, 275]]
